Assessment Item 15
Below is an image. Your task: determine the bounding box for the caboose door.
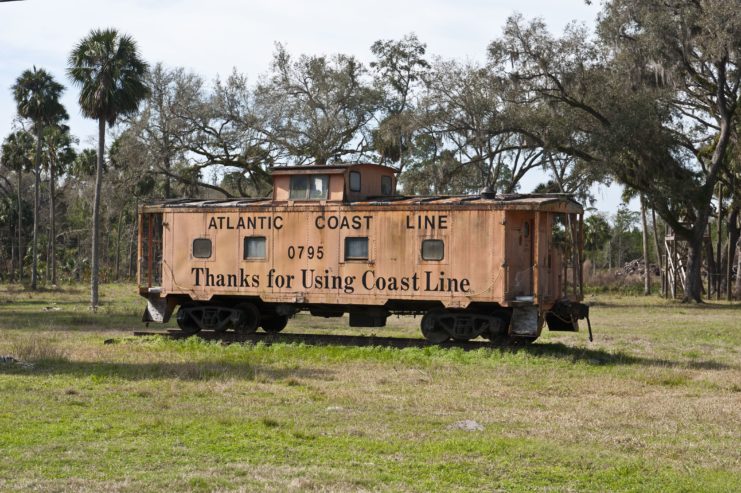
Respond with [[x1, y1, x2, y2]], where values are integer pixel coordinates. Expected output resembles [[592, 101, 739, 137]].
[[138, 212, 163, 289], [506, 211, 534, 297]]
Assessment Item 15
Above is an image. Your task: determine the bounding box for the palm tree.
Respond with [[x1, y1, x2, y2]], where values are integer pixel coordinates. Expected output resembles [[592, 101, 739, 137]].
[[12, 67, 67, 290], [1, 130, 34, 281], [67, 28, 149, 308]]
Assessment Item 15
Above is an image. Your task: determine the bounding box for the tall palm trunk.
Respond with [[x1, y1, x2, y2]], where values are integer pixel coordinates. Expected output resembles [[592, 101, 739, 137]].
[[49, 152, 57, 285], [91, 118, 105, 307], [17, 169, 23, 281], [31, 126, 42, 290]]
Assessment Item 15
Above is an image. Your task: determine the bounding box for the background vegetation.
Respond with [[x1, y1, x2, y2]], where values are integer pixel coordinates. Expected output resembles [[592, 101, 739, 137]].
[[1, 0, 740, 304]]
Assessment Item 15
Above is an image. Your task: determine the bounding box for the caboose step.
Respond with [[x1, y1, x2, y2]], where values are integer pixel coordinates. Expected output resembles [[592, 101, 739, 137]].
[[509, 305, 539, 337]]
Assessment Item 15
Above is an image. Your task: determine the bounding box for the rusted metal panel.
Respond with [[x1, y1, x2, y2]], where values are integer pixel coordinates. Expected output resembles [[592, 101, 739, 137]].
[[159, 204, 517, 309], [143, 167, 584, 315]]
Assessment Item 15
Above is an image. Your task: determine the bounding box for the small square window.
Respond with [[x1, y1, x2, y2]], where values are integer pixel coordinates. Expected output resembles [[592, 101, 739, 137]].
[[349, 171, 361, 192], [289, 175, 309, 200], [309, 175, 329, 199], [193, 238, 212, 259], [290, 174, 329, 200], [381, 175, 392, 195], [421, 239, 444, 261], [345, 237, 368, 260], [244, 236, 266, 259]]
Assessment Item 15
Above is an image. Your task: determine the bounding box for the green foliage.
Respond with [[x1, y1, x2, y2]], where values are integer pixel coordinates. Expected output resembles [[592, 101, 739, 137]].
[[71, 148, 97, 177], [1, 130, 34, 173], [12, 67, 67, 129], [42, 124, 77, 175], [584, 213, 611, 252], [67, 29, 150, 126]]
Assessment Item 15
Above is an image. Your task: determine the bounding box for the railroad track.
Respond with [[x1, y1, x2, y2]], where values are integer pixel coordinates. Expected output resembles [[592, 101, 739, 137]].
[[132, 330, 503, 351]]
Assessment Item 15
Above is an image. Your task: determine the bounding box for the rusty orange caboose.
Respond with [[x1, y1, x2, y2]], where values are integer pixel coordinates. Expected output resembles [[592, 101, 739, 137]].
[[138, 163, 588, 344]]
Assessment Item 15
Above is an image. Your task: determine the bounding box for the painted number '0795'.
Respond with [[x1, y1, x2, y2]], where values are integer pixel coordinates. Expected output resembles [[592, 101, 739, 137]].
[[287, 245, 324, 260]]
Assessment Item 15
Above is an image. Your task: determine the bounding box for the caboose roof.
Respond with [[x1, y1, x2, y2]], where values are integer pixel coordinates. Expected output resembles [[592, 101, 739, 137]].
[[141, 192, 582, 213], [269, 162, 398, 174]]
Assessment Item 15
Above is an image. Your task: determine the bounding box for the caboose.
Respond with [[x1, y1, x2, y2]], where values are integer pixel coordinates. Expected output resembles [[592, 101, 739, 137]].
[[138, 163, 589, 344]]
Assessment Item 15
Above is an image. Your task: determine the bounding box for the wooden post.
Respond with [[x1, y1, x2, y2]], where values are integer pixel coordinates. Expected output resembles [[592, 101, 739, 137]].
[[533, 212, 540, 305], [147, 213, 153, 288], [578, 213, 584, 298]]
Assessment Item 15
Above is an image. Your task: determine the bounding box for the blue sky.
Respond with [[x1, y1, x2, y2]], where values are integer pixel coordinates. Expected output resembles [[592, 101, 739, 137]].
[[0, 0, 626, 211]]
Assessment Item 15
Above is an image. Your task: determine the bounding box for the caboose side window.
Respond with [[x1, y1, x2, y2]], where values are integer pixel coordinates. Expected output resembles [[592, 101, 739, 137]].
[[193, 238, 212, 258], [421, 239, 444, 261], [345, 237, 368, 260], [244, 236, 266, 260], [290, 174, 329, 200], [381, 175, 392, 195], [349, 171, 361, 192]]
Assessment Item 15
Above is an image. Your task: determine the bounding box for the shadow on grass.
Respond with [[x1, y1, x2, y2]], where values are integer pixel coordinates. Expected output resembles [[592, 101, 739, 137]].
[[0, 313, 143, 331], [515, 342, 733, 370], [0, 358, 334, 382], [135, 332, 735, 371]]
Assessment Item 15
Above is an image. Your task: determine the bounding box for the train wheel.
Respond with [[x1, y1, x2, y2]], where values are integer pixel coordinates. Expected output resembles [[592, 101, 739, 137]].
[[261, 315, 288, 333], [234, 303, 260, 334], [176, 304, 201, 335], [421, 309, 450, 343]]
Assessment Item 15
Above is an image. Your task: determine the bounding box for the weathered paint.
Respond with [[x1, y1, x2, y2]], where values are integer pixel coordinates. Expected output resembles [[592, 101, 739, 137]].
[[142, 204, 581, 311], [139, 164, 584, 318]]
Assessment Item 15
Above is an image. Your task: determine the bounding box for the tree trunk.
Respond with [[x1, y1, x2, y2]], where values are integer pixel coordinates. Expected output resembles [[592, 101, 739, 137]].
[[680, 191, 715, 302], [31, 126, 42, 290], [684, 237, 704, 303], [17, 169, 23, 281], [640, 196, 651, 295], [10, 232, 15, 282], [49, 152, 57, 285], [104, 219, 112, 279], [651, 209, 663, 270], [128, 199, 138, 279], [114, 206, 124, 281], [705, 237, 715, 297], [91, 118, 105, 308], [716, 184, 723, 299], [164, 154, 171, 199], [45, 226, 50, 282], [683, 110, 732, 302], [736, 236, 741, 299], [727, 207, 739, 301]]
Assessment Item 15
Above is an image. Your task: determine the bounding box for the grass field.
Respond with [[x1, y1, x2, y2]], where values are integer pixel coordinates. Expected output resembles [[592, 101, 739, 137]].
[[0, 284, 739, 492]]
